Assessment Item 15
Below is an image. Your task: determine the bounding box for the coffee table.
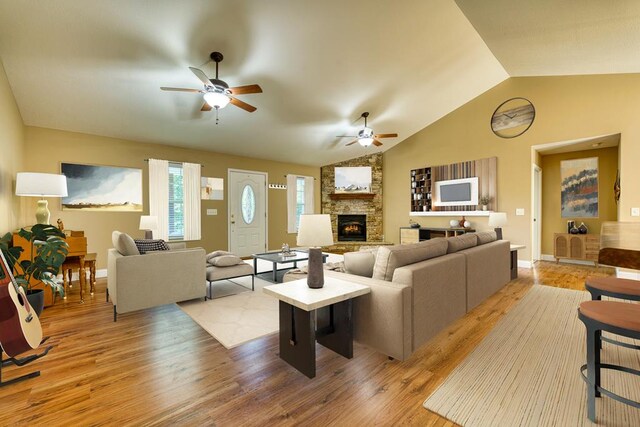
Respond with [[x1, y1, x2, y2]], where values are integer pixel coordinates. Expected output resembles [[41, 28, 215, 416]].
[[263, 277, 370, 378], [252, 250, 328, 283]]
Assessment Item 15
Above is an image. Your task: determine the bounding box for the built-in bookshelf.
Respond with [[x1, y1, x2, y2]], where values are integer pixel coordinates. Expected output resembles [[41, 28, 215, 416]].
[[410, 167, 432, 212]]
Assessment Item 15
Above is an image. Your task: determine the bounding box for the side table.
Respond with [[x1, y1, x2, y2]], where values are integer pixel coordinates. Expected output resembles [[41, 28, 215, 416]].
[[510, 244, 525, 279], [263, 277, 370, 378]]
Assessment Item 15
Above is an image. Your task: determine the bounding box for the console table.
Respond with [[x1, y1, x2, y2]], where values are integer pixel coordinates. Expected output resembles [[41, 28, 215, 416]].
[[400, 226, 475, 244], [263, 277, 370, 378]]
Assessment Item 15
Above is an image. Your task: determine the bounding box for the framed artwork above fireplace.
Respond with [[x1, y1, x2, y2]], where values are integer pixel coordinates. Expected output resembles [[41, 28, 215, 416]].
[[335, 166, 372, 194]]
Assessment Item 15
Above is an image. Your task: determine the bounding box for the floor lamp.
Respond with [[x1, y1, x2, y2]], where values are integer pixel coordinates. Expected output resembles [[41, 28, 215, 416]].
[[15, 172, 68, 225]]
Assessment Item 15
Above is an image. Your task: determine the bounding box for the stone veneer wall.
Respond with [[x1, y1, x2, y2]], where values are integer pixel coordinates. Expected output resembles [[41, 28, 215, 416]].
[[321, 153, 383, 245]]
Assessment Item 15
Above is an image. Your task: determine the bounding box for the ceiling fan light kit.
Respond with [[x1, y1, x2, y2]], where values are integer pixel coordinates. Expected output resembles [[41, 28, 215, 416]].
[[203, 90, 230, 109], [338, 112, 398, 148]]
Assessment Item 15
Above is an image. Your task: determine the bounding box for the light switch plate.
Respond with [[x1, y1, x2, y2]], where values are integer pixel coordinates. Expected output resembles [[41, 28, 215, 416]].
[[515, 208, 525, 216], [632, 207, 640, 217], [207, 209, 218, 216]]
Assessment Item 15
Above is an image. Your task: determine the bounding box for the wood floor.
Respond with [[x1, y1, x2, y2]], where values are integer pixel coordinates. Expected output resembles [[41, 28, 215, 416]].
[[0, 261, 614, 426]]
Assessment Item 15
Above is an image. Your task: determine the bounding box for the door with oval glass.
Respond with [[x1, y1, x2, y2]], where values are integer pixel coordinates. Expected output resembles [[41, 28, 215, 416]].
[[228, 169, 267, 257]]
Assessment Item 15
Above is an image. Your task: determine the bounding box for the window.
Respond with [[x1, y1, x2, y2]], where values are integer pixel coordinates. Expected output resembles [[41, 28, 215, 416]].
[[287, 174, 315, 233], [241, 184, 256, 224], [168, 162, 184, 240]]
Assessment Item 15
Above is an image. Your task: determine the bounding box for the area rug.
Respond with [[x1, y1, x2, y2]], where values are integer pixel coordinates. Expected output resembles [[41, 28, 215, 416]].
[[423, 285, 640, 427], [178, 276, 278, 349]]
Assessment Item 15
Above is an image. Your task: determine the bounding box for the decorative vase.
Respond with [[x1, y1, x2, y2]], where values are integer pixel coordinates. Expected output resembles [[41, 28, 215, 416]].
[[482, 205, 487, 211], [458, 216, 466, 228], [578, 222, 588, 234], [570, 224, 580, 234], [463, 220, 471, 228], [567, 220, 575, 234], [449, 219, 458, 227], [26, 289, 45, 317]]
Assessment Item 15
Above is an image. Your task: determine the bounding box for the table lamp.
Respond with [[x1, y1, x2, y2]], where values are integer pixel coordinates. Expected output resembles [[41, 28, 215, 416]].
[[139, 215, 158, 239], [297, 214, 334, 288], [488, 212, 507, 240], [15, 172, 68, 225]]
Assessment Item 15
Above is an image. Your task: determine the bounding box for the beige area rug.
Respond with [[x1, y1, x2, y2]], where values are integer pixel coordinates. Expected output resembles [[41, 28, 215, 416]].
[[178, 276, 278, 349], [423, 285, 640, 427]]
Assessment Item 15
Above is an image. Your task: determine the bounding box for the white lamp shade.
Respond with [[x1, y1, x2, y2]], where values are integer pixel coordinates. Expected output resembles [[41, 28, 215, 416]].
[[297, 214, 334, 247], [203, 92, 230, 109], [488, 212, 508, 227], [139, 215, 159, 230], [15, 172, 68, 197]]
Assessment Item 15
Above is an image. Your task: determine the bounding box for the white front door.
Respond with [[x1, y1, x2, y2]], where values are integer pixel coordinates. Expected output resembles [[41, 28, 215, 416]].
[[228, 169, 267, 257]]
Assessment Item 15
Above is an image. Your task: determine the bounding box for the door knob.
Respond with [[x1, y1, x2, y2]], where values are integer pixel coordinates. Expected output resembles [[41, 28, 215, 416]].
[[231, 221, 235, 224]]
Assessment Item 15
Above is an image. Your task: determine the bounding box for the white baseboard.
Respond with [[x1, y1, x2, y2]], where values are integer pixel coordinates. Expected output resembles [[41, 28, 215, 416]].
[[517, 260, 532, 269], [616, 268, 640, 280], [540, 254, 596, 266]]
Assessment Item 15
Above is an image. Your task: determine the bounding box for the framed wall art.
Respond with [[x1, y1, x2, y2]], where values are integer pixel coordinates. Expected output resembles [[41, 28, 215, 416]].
[[561, 157, 598, 218]]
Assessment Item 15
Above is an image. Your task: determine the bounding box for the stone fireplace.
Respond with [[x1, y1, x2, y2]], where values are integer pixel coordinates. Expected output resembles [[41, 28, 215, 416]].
[[337, 214, 366, 242]]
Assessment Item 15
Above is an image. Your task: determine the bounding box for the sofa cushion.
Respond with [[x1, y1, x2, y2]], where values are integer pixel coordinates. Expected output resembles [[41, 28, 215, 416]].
[[206, 250, 232, 263], [209, 254, 243, 266], [372, 239, 448, 281], [446, 234, 478, 253], [475, 231, 497, 245], [113, 231, 140, 256], [344, 250, 377, 278], [134, 239, 170, 254]]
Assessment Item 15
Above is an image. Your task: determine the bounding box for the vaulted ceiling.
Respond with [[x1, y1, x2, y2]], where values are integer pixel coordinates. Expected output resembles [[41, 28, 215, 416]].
[[0, 1, 638, 166]]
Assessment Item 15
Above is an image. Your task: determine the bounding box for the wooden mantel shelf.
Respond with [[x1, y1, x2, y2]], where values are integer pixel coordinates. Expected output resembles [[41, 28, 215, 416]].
[[328, 193, 376, 200]]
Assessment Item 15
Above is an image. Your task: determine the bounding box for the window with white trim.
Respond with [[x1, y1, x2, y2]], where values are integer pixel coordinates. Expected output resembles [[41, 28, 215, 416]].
[[168, 162, 184, 240], [287, 174, 315, 233]]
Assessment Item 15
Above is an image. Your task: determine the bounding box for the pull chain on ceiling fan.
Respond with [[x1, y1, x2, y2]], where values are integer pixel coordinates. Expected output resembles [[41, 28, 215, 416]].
[[160, 51, 262, 124], [337, 112, 398, 147]]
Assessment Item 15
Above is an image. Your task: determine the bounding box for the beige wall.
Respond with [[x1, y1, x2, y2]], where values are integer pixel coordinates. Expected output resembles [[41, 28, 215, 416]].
[[0, 60, 24, 233], [383, 74, 640, 261], [23, 127, 320, 269], [540, 147, 618, 255]]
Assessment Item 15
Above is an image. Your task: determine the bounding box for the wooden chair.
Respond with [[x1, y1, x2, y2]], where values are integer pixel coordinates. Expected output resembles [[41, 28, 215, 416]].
[[61, 252, 97, 302]]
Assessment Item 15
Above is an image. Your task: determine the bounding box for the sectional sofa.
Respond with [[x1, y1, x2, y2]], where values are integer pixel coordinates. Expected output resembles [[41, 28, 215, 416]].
[[325, 232, 511, 361]]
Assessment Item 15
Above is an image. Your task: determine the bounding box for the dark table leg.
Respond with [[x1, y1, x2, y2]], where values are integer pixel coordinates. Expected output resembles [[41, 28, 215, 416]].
[[316, 299, 353, 358], [510, 250, 518, 279], [272, 262, 278, 283], [279, 301, 316, 378], [253, 257, 258, 276]]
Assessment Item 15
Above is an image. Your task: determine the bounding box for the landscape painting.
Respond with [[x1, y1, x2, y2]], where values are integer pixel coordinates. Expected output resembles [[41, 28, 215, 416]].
[[335, 166, 371, 193], [61, 163, 143, 211], [561, 157, 598, 218], [201, 177, 224, 200]]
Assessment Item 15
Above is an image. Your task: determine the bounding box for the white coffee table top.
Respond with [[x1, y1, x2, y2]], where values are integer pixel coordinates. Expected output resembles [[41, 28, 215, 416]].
[[263, 277, 371, 311]]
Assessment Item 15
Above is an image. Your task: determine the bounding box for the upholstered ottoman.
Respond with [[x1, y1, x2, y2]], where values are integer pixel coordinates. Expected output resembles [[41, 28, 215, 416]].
[[205, 261, 254, 299]]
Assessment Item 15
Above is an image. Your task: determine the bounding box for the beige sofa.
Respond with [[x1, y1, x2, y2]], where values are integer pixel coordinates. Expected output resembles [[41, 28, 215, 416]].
[[107, 232, 206, 321], [328, 232, 510, 361]]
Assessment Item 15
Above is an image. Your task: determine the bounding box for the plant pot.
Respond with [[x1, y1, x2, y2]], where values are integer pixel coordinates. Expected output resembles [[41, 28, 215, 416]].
[[482, 205, 488, 211], [26, 289, 45, 317]]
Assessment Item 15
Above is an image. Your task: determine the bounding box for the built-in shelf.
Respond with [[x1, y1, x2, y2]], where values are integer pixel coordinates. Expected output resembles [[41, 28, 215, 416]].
[[329, 193, 375, 200], [409, 210, 492, 217]]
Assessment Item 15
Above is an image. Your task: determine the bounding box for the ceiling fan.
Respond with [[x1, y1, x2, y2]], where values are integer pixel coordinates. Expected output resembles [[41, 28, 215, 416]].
[[337, 112, 398, 147], [160, 51, 262, 123]]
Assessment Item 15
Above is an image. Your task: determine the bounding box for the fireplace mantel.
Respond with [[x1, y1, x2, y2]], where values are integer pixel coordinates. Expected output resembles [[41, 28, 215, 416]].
[[328, 193, 375, 200]]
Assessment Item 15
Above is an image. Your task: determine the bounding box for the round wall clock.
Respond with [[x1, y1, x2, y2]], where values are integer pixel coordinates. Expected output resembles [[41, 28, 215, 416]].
[[490, 97, 535, 138]]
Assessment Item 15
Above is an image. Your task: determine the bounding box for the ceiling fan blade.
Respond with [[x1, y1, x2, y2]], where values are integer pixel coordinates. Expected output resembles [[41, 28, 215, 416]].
[[229, 97, 257, 112], [229, 84, 263, 95], [345, 140, 359, 146], [374, 133, 398, 139], [201, 102, 212, 112], [189, 67, 213, 87], [160, 87, 204, 93], [372, 139, 383, 147]]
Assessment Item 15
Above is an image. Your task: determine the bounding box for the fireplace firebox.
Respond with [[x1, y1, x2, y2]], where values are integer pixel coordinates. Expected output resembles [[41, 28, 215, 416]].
[[337, 214, 366, 242]]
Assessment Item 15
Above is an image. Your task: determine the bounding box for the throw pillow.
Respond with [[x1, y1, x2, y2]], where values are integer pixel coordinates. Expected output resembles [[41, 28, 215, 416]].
[[134, 239, 170, 254], [475, 231, 497, 245], [209, 254, 243, 267], [206, 250, 232, 263], [116, 233, 140, 256]]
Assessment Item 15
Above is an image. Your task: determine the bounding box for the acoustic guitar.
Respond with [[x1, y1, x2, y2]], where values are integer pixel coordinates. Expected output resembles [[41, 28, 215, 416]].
[[0, 251, 43, 358]]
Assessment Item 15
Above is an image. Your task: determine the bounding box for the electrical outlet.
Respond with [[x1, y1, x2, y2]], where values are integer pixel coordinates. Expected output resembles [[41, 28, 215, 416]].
[[207, 209, 218, 216], [632, 207, 640, 217], [515, 208, 525, 216]]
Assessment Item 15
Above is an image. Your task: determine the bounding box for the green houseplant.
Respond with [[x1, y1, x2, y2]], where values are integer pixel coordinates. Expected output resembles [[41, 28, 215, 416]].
[[479, 195, 491, 211], [0, 224, 68, 315]]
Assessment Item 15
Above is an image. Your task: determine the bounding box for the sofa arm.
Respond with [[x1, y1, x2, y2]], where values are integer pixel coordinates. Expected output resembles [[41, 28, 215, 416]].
[[325, 270, 412, 361], [113, 248, 206, 314]]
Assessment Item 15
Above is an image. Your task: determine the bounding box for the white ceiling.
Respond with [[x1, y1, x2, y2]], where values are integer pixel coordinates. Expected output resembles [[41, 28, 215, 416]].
[[455, 0, 640, 76], [2, 2, 638, 166], [0, 0, 507, 166]]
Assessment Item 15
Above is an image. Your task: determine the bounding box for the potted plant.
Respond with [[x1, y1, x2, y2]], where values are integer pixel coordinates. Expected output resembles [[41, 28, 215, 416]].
[[0, 224, 68, 316], [479, 195, 491, 211]]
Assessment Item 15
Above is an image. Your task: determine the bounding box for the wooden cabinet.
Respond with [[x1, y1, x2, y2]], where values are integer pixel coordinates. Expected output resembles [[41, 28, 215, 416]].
[[400, 227, 475, 244], [553, 233, 599, 265]]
